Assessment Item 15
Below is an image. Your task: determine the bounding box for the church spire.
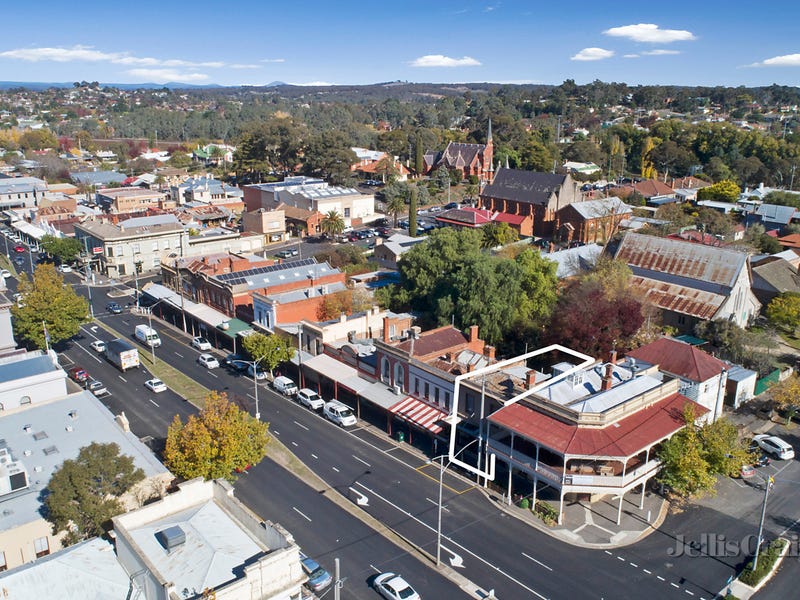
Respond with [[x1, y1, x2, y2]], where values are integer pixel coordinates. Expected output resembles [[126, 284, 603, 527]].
[[487, 118, 493, 143]]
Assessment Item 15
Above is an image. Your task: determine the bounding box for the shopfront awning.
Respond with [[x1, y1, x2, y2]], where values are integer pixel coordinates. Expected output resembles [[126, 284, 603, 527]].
[[389, 396, 449, 434]]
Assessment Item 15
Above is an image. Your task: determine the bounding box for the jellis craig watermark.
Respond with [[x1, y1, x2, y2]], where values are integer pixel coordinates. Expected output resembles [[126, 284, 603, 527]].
[[668, 533, 799, 558]]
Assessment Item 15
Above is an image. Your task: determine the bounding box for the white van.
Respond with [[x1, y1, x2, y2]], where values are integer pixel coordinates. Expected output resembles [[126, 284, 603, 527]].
[[323, 400, 357, 427], [273, 376, 298, 396], [134, 324, 162, 348]]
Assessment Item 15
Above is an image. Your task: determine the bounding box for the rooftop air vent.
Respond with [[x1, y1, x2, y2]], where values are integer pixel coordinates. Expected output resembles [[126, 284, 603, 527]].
[[68, 410, 78, 420], [156, 525, 186, 552]]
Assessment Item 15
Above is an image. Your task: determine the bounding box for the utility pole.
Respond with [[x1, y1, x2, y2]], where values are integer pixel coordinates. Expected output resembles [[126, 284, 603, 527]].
[[753, 475, 774, 571], [334, 558, 341, 600]]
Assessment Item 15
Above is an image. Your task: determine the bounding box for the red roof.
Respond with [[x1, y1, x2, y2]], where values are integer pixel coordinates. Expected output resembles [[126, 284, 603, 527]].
[[494, 212, 527, 225], [626, 337, 726, 382], [489, 393, 705, 458]]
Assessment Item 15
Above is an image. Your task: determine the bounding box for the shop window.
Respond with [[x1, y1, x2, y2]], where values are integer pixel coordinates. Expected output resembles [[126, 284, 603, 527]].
[[34, 537, 49, 558]]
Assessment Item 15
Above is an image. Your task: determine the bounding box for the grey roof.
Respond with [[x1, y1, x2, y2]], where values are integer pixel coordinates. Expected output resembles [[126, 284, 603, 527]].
[[0, 353, 55, 382], [379, 233, 427, 257], [266, 281, 348, 304], [481, 169, 567, 205], [0, 176, 48, 194], [751, 257, 800, 294], [544, 244, 603, 278], [755, 203, 797, 224], [0, 391, 168, 532], [567, 198, 633, 220], [120, 214, 181, 229], [0, 537, 129, 598], [70, 171, 127, 186]]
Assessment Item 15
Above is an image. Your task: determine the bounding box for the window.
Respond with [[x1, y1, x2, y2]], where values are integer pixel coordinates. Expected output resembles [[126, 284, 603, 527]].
[[444, 391, 451, 408], [394, 364, 405, 393], [20, 396, 31, 405], [414, 378, 420, 395], [434, 387, 440, 403], [0, 551, 5, 572], [152, 241, 159, 251], [152, 256, 160, 268], [107, 246, 114, 257], [132, 244, 140, 254], [381, 358, 391, 383], [163, 239, 170, 249], [34, 536, 49, 558], [424, 382, 429, 399], [344, 208, 351, 218]]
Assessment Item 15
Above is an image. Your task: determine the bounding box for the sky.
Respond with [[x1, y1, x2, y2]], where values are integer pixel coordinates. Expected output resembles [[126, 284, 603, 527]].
[[2, 1, 800, 88]]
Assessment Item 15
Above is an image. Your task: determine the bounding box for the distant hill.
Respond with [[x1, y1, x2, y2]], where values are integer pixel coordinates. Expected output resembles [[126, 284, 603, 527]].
[[0, 81, 226, 91]]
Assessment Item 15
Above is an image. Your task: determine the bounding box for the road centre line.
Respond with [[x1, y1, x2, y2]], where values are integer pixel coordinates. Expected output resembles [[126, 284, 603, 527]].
[[521, 552, 553, 571], [332, 466, 340, 472], [174, 352, 184, 358], [208, 372, 218, 378], [294, 420, 310, 431], [292, 507, 312, 522], [118, 375, 127, 382], [352, 455, 371, 467], [311, 453, 318, 459], [355, 481, 548, 600], [671, 583, 679, 588], [291, 441, 298, 447], [149, 399, 159, 407]]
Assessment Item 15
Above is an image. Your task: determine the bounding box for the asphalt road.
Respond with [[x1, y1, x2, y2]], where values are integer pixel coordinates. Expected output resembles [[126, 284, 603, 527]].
[[48, 273, 800, 599]]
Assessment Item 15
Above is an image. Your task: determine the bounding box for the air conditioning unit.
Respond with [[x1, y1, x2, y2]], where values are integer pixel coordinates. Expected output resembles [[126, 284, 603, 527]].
[[393, 385, 401, 395]]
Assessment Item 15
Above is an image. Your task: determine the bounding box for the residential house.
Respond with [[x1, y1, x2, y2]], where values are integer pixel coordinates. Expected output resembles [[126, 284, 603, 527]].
[[241, 207, 288, 244], [747, 203, 797, 234], [614, 232, 761, 331], [563, 161, 601, 176], [543, 244, 603, 279], [70, 170, 127, 189], [615, 179, 676, 206], [424, 120, 494, 183], [479, 168, 584, 237], [750, 256, 800, 305], [192, 143, 236, 165], [0, 478, 306, 600], [555, 197, 633, 244], [434, 207, 495, 230], [95, 187, 173, 213], [351, 147, 410, 182], [172, 175, 244, 206], [373, 233, 427, 270], [485, 352, 706, 524], [625, 337, 728, 422]]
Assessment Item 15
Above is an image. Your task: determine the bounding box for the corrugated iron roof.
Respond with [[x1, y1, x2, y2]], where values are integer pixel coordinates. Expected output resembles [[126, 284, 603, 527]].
[[628, 276, 724, 319], [627, 337, 727, 382]]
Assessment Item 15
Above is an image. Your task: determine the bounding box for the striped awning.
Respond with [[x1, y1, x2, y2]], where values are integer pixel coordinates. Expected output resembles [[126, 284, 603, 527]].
[[389, 397, 448, 434]]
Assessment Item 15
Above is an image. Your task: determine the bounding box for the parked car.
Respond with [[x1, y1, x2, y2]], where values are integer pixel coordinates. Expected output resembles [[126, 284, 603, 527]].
[[376, 227, 391, 237], [276, 248, 299, 258], [57, 264, 73, 273], [0, 269, 10, 279], [372, 572, 420, 600], [273, 376, 298, 396], [90, 340, 107, 353], [191, 336, 212, 351], [740, 464, 756, 479], [197, 353, 220, 369], [247, 364, 269, 380], [86, 378, 109, 396], [753, 434, 795, 460], [14, 245, 25, 253], [300, 552, 332, 593], [144, 378, 167, 393], [68, 366, 89, 385], [444, 202, 459, 210], [106, 302, 123, 314], [323, 400, 357, 427], [297, 388, 325, 411]]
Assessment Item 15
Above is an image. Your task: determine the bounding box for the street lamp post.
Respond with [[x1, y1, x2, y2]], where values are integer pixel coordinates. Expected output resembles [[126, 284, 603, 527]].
[[145, 297, 168, 366], [248, 357, 265, 420], [753, 475, 775, 571], [134, 260, 143, 307], [429, 437, 480, 566]]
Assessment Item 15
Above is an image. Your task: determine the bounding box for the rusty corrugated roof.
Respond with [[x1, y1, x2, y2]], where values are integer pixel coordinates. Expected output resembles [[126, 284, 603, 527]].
[[628, 276, 723, 319]]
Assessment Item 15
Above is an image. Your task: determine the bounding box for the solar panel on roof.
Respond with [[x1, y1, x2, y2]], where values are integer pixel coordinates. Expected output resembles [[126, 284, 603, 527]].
[[216, 258, 316, 283]]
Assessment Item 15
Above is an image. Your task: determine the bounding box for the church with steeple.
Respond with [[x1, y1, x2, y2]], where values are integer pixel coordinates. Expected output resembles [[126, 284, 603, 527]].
[[422, 120, 494, 184]]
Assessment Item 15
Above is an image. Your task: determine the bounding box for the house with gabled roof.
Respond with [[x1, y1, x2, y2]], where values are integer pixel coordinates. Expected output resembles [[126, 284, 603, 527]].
[[555, 197, 633, 244], [750, 255, 800, 305], [479, 168, 583, 237], [614, 232, 761, 331], [424, 121, 494, 183], [747, 203, 798, 234]]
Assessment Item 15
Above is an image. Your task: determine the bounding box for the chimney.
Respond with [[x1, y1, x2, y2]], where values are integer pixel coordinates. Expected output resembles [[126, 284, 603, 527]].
[[383, 316, 391, 343], [485, 345, 496, 360], [526, 370, 537, 389], [468, 325, 479, 342], [601, 363, 614, 391], [609, 349, 617, 364]]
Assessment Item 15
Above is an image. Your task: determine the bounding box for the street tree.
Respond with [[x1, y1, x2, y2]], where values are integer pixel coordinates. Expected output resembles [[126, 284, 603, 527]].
[[165, 392, 270, 481], [408, 185, 418, 237], [241, 332, 295, 376], [770, 375, 800, 410], [698, 417, 754, 477], [657, 405, 716, 497], [45, 442, 145, 545], [481, 222, 518, 249], [40, 235, 82, 264], [319, 210, 345, 238], [696, 179, 741, 203], [766, 292, 800, 333], [11, 263, 89, 349]]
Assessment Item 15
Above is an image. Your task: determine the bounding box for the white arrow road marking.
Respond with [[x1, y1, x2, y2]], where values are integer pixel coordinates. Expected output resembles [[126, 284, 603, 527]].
[[355, 482, 548, 600], [441, 544, 464, 568], [348, 487, 370, 506]]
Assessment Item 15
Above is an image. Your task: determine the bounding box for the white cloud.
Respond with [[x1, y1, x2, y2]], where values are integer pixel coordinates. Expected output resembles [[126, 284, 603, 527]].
[[126, 69, 210, 83], [571, 47, 615, 62], [410, 54, 481, 68], [624, 54, 640, 59], [603, 23, 696, 43], [750, 53, 800, 67], [0, 44, 258, 70], [260, 58, 286, 63], [642, 49, 681, 56], [229, 63, 262, 69]]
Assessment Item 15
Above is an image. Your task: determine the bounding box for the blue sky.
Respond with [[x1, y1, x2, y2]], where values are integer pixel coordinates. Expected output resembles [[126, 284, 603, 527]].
[[2, 1, 800, 88]]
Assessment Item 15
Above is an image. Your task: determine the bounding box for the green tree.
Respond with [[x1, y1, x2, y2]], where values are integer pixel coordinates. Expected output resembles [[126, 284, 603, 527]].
[[319, 210, 345, 238], [383, 181, 410, 226], [165, 392, 270, 481], [766, 292, 800, 333], [657, 405, 716, 497], [303, 130, 357, 185], [699, 417, 754, 477], [40, 235, 82, 264], [241, 331, 296, 376], [11, 264, 89, 349], [45, 442, 145, 545], [770, 375, 800, 410], [408, 185, 418, 237], [696, 179, 741, 203], [481, 222, 519, 249], [168, 152, 192, 169]]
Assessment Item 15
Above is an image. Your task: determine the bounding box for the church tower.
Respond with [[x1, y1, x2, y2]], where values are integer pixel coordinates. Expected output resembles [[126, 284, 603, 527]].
[[482, 118, 494, 183]]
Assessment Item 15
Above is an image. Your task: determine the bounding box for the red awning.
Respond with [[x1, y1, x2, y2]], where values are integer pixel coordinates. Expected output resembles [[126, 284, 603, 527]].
[[390, 397, 448, 434]]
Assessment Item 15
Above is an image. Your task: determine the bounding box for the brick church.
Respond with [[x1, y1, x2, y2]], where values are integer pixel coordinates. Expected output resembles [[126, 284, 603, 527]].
[[423, 120, 494, 184]]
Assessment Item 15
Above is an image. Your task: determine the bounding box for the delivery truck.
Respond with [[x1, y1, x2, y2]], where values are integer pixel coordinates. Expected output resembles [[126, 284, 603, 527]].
[[105, 338, 140, 372], [134, 324, 162, 348]]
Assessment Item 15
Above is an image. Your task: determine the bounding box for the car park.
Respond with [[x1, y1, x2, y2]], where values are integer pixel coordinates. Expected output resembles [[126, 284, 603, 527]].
[[106, 302, 123, 314], [300, 552, 332, 593], [191, 336, 213, 351], [86, 378, 109, 396], [740, 464, 756, 479], [273, 376, 298, 396], [372, 572, 420, 600], [753, 434, 795, 460], [376, 227, 391, 236], [323, 400, 357, 427], [276, 248, 299, 258], [144, 378, 167, 393], [197, 353, 220, 369], [297, 388, 325, 411], [90, 340, 107, 353]]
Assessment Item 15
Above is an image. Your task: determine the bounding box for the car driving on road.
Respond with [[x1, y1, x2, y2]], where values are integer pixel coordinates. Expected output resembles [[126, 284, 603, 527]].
[[191, 336, 212, 351], [197, 353, 220, 369], [144, 378, 167, 393], [87, 378, 109, 396], [90, 340, 106, 353], [372, 572, 420, 600], [106, 302, 123, 314]]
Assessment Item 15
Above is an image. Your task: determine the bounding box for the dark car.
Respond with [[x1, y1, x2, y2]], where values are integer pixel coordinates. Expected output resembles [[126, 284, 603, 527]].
[[445, 202, 459, 210], [106, 302, 123, 314], [376, 226, 391, 236], [68, 366, 89, 385]]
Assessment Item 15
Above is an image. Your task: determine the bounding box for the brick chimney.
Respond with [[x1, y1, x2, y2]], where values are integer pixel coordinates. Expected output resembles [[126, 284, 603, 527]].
[[609, 349, 617, 364], [485, 345, 496, 360], [526, 370, 537, 389], [468, 325, 479, 342], [601, 363, 614, 391], [382, 316, 391, 343]]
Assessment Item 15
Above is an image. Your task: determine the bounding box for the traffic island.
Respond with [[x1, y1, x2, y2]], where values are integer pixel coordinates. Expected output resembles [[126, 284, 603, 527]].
[[723, 537, 789, 599]]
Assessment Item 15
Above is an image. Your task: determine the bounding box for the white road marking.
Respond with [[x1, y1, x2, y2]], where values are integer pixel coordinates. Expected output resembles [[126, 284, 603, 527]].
[[685, 591, 694, 596], [670, 583, 679, 588], [311, 453, 319, 459], [643, 569, 652, 574], [425, 497, 449, 511], [174, 352, 184, 358], [657, 576, 665, 581], [292, 507, 312, 522], [294, 420, 309, 431], [149, 399, 159, 407], [247, 393, 255, 400], [369, 564, 381, 574], [629, 562, 638, 568], [355, 482, 548, 600], [273, 430, 280, 436], [118, 375, 127, 382], [604, 550, 613, 555], [521, 552, 553, 571], [332, 466, 340, 472], [617, 556, 625, 561], [353, 455, 371, 467], [291, 441, 298, 447], [208, 372, 218, 378]]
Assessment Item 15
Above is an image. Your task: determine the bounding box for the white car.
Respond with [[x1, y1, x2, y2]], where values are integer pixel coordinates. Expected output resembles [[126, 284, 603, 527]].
[[247, 364, 268, 380], [57, 264, 72, 273], [753, 434, 795, 460], [90, 340, 106, 353], [144, 378, 167, 393], [0, 269, 10, 279], [197, 353, 220, 369], [373, 573, 420, 600], [191, 336, 212, 351], [87, 378, 109, 396], [297, 388, 325, 411]]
